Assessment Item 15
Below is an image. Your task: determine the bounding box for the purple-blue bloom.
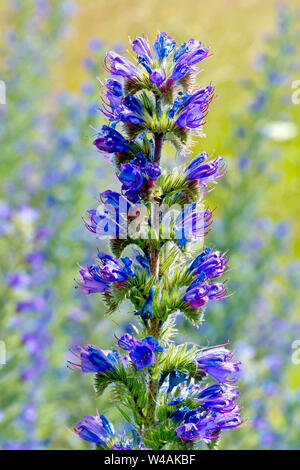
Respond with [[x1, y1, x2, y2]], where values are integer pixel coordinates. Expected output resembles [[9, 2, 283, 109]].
[[188, 249, 228, 279], [184, 282, 228, 308], [196, 347, 241, 383], [149, 68, 166, 87], [105, 51, 137, 78], [76, 265, 109, 294], [93, 125, 132, 153], [153, 32, 176, 60], [74, 413, 114, 446], [68, 344, 119, 373], [118, 333, 159, 369]]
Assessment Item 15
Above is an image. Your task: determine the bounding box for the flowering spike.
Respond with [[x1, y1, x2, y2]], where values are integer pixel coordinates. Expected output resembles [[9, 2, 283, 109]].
[[70, 32, 243, 450]]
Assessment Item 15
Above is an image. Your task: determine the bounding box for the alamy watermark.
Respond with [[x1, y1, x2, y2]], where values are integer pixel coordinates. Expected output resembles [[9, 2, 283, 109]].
[[291, 340, 300, 365], [291, 80, 300, 104], [0, 80, 6, 105]]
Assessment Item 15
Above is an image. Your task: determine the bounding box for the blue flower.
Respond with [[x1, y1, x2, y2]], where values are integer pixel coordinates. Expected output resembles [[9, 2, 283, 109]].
[[149, 68, 166, 87], [68, 344, 119, 373], [135, 288, 154, 319], [74, 413, 114, 446], [131, 36, 152, 60], [105, 51, 137, 77], [118, 333, 160, 369], [119, 163, 144, 191], [196, 347, 241, 383], [188, 249, 228, 279], [93, 126, 132, 153], [153, 32, 176, 60], [184, 282, 228, 308], [167, 370, 188, 394]]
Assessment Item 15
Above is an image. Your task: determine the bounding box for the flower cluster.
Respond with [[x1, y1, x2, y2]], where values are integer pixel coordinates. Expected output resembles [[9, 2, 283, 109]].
[[70, 31, 242, 451]]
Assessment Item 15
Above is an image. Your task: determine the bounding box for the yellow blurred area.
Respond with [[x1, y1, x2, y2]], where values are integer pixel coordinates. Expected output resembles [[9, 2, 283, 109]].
[[56, 0, 300, 257]]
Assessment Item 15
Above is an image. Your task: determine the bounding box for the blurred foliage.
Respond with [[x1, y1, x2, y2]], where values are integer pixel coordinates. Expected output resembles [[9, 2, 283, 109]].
[[0, 0, 299, 450]]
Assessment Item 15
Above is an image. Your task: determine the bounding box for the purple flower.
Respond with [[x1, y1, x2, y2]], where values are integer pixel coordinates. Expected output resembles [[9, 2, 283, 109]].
[[185, 153, 226, 185], [118, 334, 159, 369], [196, 347, 241, 383], [76, 265, 109, 294], [153, 32, 176, 60], [105, 51, 137, 78], [175, 86, 214, 129], [131, 36, 152, 60], [184, 282, 228, 308], [174, 38, 209, 67], [149, 68, 166, 87], [68, 344, 119, 373], [198, 384, 240, 413], [174, 207, 213, 246], [189, 249, 228, 279], [170, 63, 194, 81], [119, 163, 144, 190], [175, 406, 242, 442], [176, 103, 205, 128], [74, 413, 114, 446], [5, 271, 31, 288], [134, 288, 154, 319], [83, 191, 132, 239], [145, 163, 161, 180], [102, 90, 145, 125], [16, 297, 46, 312], [97, 251, 130, 282], [93, 126, 132, 153], [171, 406, 202, 424], [88, 37, 102, 51]]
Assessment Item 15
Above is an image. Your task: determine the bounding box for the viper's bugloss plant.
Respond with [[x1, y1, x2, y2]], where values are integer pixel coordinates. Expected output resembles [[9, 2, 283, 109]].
[[71, 32, 243, 450]]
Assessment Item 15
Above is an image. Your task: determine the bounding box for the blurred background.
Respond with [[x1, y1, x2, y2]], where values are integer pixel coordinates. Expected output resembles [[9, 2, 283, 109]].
[[0, 0, 300, 450]]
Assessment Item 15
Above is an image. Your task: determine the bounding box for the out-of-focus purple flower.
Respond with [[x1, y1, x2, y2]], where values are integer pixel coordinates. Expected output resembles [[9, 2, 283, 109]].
[[153, 32, 176, 60], [88, 37, 102, 51], [16, 297, 46, 312], [196, 347, 241, 383], [5, 272, 31, 288], [26, 251, 45, 268], [105, 51, 137, 78], [149, 68, 166, 87], [0, 203, 13, 219], [93, 126, 132, 153], [74, 413, 114, 446], [68, 344, 119, 373]]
